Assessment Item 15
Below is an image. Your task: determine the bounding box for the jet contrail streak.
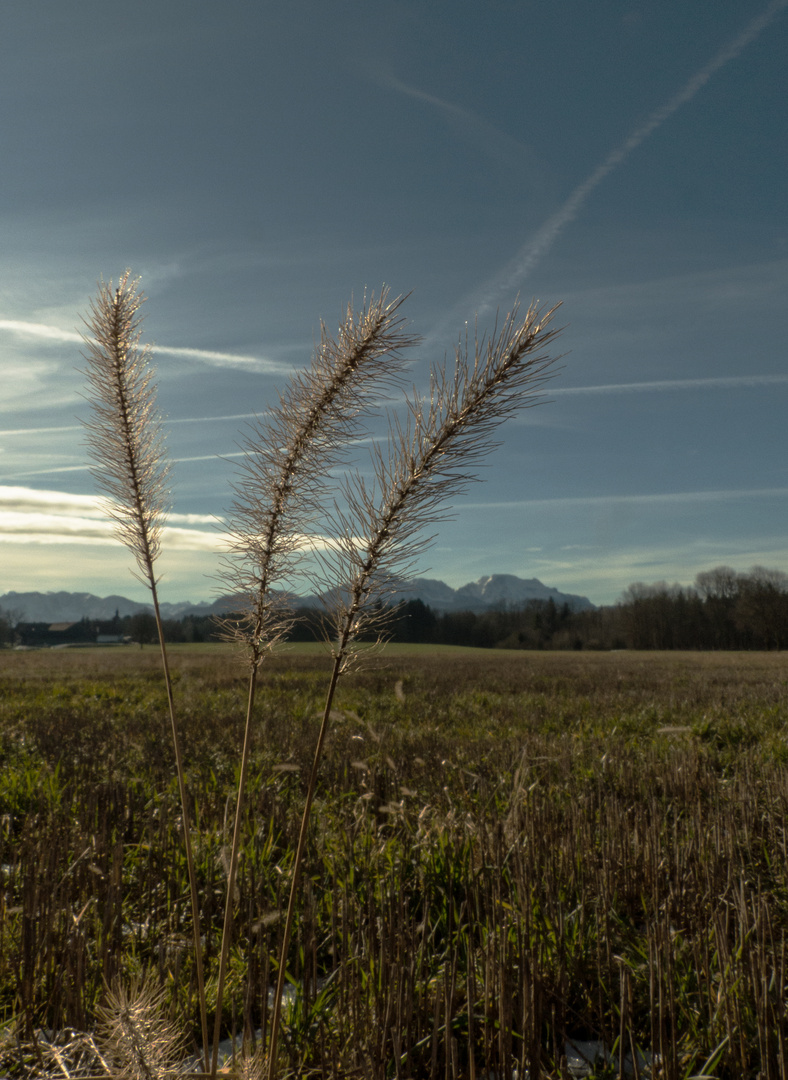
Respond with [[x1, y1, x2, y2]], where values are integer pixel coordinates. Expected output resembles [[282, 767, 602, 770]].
[[0, 414, 262, 439], [151, 344, 290, 374], [4, 372, 784, 443], [552, 373, 788, 396], [458, 486, 788, 512], [0, 320, 288, 373], [473, 0, 788, 316]]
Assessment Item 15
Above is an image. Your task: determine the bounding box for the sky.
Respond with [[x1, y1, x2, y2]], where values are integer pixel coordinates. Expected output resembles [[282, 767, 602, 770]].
[[1, 0, 786, 608]]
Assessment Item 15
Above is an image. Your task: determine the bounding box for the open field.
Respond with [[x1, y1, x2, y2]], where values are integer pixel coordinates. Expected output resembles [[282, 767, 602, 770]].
[[1, 646, 787, 1078]]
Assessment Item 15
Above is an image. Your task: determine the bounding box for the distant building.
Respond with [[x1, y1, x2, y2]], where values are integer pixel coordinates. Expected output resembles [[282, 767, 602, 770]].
[[13, 621, 129, 647], [15, 621, 89, 647]]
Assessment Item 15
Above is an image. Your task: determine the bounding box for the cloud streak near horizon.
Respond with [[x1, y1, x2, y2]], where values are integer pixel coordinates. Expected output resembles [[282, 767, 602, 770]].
[[0, 485, 220, 523], [474, 0, 788, 314], [0, 485, 225, 551], [0, 485, 338, 559]]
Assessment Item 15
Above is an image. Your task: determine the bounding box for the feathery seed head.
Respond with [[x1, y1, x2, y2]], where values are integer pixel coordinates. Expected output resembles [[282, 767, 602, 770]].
[[223, 287, 418, 662], [96, 973, 186, 1080], [80, 272, 171, 590], [320, 299, 563, 661]]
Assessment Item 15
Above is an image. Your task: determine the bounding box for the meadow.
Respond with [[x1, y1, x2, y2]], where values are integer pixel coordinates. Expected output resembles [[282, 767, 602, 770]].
[[1, 644, 787, 1079]]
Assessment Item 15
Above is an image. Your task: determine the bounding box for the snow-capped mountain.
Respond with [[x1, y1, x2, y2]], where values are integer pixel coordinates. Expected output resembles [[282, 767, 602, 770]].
[[387, 574, 594, 613], [1, 574, 594, 623]]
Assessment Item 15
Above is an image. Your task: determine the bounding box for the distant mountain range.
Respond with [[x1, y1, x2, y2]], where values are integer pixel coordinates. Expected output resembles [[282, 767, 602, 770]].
[[0, 575, 594, 623], [0, 591, 225, 623], [383, 574, 594, 613]]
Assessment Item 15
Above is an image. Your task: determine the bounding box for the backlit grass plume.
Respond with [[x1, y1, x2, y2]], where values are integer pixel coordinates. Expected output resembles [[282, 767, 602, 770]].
[[325, 300, 563, 658], [96, 973, 186, 1080], [80, 273, 209, 1068], [222, 287, 416, 664], [212, 288, 417, 1075], [265, 298, 563, 1078], [81, 273, 170, 591]]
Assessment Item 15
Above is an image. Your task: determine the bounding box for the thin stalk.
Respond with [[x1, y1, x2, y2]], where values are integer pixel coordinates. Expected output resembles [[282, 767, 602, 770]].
[[266, 652, 344, 1080], [215, 291, 416, 1075], [151, 587, 209, 1071], [81, 274, 208, 1069], [264, 299, 562, 1079], [210, 666, 259, 1077]]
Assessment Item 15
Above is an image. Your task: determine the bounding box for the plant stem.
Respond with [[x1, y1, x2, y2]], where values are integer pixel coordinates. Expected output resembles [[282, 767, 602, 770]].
[[210, 666, 259, 1078], [266, 652, 344, 1080], [150, 586, 210, 1073], [81, 275, 209, 1070]]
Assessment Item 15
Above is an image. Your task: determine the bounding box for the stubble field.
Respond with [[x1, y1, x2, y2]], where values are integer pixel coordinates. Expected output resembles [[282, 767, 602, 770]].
[[1, 645, 787, 1078]]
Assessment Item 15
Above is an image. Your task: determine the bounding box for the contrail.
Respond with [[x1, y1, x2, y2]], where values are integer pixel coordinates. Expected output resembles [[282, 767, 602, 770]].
[[0, 424, 84, 438], [150, 344, 290, 374], [472, 0, 788, 317], [375, 70, 533, 166], [4, 372, 784, 443], [0, 321, 83, 344], [551, 374, 788, 396], [0, 319, 289, 374], [168, 413, 262, 425], [458, 485, 788, 512], [0, 414, 262, 439]]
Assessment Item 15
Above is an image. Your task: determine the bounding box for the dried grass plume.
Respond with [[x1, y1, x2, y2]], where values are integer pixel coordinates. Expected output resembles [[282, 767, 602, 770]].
[[81, 271, 170, 589], [222, 287, 418, 665], [96, 974, 186, 1080]]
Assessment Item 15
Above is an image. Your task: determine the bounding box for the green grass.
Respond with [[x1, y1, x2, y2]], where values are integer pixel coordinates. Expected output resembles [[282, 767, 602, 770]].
[[1, 647, 788, 1078]]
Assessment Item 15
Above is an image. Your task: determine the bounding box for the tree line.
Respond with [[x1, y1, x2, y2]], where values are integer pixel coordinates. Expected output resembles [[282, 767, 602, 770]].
[[614, 565, 788, 651], [325, 564, 788, 651], [200, 563, 788, 651], [2, 565, 787, 651]]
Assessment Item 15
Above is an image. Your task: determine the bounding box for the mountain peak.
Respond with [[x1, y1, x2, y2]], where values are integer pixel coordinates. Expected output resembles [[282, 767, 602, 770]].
[[389, 574, 594, 613], [1, 574, 595, 624]]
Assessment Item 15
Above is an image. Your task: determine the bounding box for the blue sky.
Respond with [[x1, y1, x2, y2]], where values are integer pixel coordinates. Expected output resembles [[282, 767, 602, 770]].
[[1, 0, 786, 607]]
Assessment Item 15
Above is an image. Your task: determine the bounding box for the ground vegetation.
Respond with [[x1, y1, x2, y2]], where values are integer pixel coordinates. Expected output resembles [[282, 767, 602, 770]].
[[1, 646, 787, 1078]]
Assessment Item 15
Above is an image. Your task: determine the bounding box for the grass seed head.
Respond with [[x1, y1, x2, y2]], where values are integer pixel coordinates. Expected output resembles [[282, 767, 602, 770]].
[[80, 272, 171, 590], [96, 973, 186, 1080]]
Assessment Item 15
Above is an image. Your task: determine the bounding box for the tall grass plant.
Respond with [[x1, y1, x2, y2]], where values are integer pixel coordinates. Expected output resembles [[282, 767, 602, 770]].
[[2, 649, 788, 1077]]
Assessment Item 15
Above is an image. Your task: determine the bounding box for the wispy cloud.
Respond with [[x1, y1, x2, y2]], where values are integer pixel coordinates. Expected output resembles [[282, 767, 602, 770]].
[[0, 486, 339, 561], [0, 413, 263, 439], [168, 413, 262, 425], [458, 486, 788, 512], [552, 374, 788, 396], [0, 424, 84, 437], [175, 453, 245, 464], [0, 487, 105, 517], [150, 344, 289, 373], [0, 465, 92, 480], [0, 319, 290, 374], [558, 258, 788, 319], [374, 69, 536, 168], [473, 0, 788, 314], [0, 485, 226, 551], [527, 535, 788, 602], [0, 451, 247, 481], [0, 320, 82, 344]]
